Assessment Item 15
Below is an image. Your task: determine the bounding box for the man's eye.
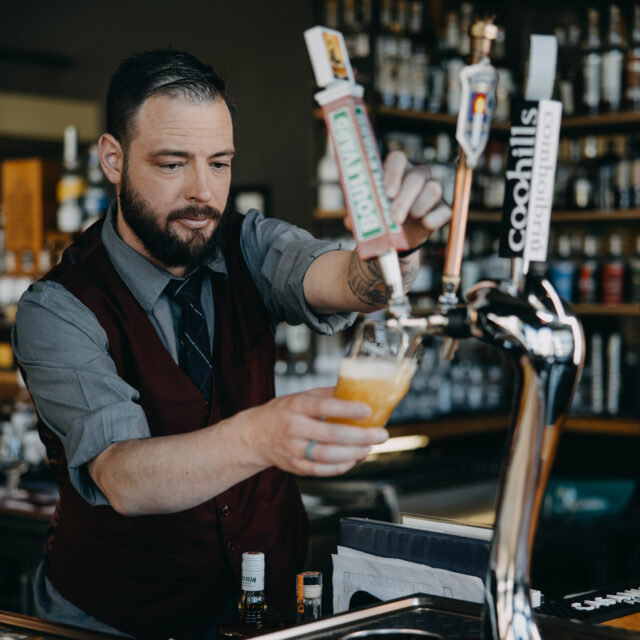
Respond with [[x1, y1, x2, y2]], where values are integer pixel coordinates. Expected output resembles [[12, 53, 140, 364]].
[[211, 162, 230, 171], [160, 163, 183, 171]]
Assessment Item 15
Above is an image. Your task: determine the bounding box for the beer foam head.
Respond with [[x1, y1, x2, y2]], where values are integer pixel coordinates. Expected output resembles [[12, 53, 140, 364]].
[[339, 356, 416, 380]]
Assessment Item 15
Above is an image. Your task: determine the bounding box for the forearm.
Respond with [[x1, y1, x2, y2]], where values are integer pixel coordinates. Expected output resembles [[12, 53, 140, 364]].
[[346, 250, 420, 311], [89, 416, 264, 516]]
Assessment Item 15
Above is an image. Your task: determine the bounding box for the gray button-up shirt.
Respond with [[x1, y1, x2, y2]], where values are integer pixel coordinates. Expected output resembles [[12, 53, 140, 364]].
[[12, 204, 355, 505]]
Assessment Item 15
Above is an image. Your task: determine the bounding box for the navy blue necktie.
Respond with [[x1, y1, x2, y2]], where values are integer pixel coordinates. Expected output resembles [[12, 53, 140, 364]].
[[165, 269, 212, 405]]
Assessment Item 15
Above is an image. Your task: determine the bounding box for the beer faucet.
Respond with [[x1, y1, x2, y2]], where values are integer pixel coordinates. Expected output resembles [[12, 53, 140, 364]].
[[371, 25, 586, 640]]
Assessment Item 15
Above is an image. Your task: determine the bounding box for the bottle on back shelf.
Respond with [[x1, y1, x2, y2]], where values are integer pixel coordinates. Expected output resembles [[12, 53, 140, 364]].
[[606, 332, 622, 415], [82, 143, 110, 227], [578, 235, 600, 304], [549, 234, 576, 302], [629, 234, 640, 303], [615, 139, 632, 210], [601, 4, 626, 112], [410, 44, 429, 111], [570, 138, 594, 210], [317, 137, 344, 212], [596, 138, 618, 211], [582, 8, 603, 114], [56, 125, 85, 233], [602, 232, 625, 305], [627, 3, 640, 110], [442, 11, 464, 115]]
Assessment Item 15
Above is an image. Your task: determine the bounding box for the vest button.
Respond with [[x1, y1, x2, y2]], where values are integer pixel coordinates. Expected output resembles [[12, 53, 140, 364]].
[[221, 504, 232, 516], [226, 541, 235, 552]]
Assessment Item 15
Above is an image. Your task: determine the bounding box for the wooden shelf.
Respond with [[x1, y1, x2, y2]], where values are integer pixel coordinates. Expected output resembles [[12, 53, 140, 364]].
[[564, 415, 640, 436], [375, 105, 512, 132], [561, 110, 640, 130], [573, 303, 640, 316], [315, 105, 640, 133], [318, 209, 640, 224], [314, 208, 346, 220], [389, 413, 640, 439], [468, 209, 640, 224]]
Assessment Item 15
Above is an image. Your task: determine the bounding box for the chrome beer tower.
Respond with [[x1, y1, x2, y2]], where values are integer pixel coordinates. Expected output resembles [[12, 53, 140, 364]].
[[376, 20, 586, 640]]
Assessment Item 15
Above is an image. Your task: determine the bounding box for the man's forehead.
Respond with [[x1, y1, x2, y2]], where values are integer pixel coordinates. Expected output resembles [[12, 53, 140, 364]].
[[131, 93, 233, 143]]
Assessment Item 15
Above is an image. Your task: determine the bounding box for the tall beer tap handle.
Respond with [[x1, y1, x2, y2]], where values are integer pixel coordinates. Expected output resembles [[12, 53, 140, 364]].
[[439, 19, 498, 360]]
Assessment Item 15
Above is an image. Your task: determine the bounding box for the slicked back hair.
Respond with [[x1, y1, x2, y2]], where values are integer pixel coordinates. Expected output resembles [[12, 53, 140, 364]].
[[106, 49, 236, 151]]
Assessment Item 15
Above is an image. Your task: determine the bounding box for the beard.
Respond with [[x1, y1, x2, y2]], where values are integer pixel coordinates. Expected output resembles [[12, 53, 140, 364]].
[[118, 167, 230, 270]]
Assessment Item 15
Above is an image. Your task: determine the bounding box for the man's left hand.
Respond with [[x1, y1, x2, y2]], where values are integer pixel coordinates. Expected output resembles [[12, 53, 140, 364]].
[[383, 150, 452, 249]]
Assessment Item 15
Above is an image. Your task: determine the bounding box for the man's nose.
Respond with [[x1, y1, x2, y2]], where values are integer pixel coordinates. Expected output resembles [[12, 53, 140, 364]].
[[185, 164, 213, 202]]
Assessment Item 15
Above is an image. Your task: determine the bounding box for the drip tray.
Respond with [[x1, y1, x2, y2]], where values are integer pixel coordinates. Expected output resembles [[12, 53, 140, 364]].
[[256, 595, 482, 640]]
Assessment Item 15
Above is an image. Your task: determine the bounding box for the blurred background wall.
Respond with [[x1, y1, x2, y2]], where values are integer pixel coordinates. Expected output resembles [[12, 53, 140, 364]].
[[0, 0, 315, 227]]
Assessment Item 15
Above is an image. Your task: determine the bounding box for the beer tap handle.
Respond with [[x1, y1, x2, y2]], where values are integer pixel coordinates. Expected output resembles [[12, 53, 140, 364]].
[[498, 35, 561, 286], [439, 19, 498, 308], [439, 19, 498, 360]]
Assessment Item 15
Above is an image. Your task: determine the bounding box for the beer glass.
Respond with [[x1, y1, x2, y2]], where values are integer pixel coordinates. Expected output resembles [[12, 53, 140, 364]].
[[329, 319, 418, 428]]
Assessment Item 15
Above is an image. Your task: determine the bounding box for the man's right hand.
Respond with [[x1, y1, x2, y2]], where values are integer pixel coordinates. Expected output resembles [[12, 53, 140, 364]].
[[236, 387, 389, 477]]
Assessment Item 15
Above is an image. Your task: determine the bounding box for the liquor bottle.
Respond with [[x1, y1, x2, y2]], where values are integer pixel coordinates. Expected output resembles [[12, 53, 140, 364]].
[[378, 36, 399, 107], [606, 332, 622, 415], [578, 235, 600, 303], [410, 44, 429, 111], [408, 1, 424, 36], [602, 232, 625, 305], [458, 3, 474, 61], [601, 4, 626, 112], [582, 8, 603, 114], [238, 552, 267, 628], [324, 0, 339, 29], [82, 144, 110, 226], [286, 323, 313, 376], [426, 132, 455, 205], [380, 0, 394, 32], [590, 333, 605, 414], [317, 137, 344, 212], [629, 234, 640, 302], [571, 137, 596, 209], [615, 138, 632, 209], [596, 138, 618, 211], [442, 11, 464, 115], [549, 234, 576, 302], [558, 25, 582, 116], [396, 38, 414, 110], [56, 125, 85, 233], [296, 571, 322, 624], [553, 140, 571, 211], [626, 3, 640, 110]]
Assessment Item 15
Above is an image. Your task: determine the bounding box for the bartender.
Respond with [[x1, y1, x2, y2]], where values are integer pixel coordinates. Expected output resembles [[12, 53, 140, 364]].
[[11, 49, 451, 639]]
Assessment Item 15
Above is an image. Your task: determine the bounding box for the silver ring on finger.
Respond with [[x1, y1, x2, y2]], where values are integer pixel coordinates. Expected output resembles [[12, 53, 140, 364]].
[[305, 439, 318, 462]]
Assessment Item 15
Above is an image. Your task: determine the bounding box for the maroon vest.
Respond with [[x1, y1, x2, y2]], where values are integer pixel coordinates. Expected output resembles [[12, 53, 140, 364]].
[[32, 215, 308, 639]]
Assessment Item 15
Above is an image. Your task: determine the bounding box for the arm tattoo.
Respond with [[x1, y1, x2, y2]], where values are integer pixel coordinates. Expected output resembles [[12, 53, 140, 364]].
[[347, 251, 420, 308]]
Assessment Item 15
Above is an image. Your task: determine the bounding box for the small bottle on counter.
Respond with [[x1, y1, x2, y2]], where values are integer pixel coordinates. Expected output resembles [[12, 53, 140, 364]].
[[296, 571, 323, 624], [238, 551, 267, 629]]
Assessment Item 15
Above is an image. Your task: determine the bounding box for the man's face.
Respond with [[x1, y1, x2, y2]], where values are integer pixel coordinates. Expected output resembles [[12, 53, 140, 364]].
[[116, 94, 235, 271]]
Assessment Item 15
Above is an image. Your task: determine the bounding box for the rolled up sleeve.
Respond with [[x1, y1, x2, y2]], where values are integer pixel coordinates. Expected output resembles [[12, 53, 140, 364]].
[[12, 281, 150, 506], [240, 209, 357, 334]]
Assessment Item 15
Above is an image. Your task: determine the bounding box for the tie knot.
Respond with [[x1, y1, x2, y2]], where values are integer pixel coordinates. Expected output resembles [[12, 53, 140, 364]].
[[165, 269, 205, 305]]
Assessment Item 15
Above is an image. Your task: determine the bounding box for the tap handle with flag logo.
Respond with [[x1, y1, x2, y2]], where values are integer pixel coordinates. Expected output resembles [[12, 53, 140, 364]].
[[440, 19, 499, 307]]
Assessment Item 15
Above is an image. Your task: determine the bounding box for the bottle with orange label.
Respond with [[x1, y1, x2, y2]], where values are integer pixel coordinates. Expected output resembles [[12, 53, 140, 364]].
[[296, 571, 322, 624]]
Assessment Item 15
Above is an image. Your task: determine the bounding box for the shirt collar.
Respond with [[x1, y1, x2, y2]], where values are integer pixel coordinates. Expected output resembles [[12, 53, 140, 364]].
[[100, 203, 229, 313]]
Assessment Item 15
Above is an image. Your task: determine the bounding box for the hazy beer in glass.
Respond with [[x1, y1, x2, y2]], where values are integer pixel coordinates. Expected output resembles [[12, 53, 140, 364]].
[[329, 356, 417, 427]]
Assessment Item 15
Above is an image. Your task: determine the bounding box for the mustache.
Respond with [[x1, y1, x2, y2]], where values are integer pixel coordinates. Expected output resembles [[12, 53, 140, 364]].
[[167, 205, 222, 221]]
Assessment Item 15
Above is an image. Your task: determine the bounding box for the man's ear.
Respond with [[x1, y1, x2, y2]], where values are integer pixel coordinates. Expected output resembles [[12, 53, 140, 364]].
[[98, 133, 124, 186]]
